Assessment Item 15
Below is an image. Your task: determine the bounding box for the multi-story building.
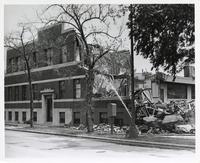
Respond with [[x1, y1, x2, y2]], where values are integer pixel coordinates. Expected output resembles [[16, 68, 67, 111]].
[[4, 23, 132, 126]]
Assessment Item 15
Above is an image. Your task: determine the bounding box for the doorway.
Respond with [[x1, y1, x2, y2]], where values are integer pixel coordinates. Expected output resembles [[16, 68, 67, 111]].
[[45, 95, 53, 122]]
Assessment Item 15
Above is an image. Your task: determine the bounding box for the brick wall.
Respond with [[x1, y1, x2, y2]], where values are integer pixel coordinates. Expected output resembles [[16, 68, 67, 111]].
[[6, 23, 78, 74], [5, 65, 85, 85]]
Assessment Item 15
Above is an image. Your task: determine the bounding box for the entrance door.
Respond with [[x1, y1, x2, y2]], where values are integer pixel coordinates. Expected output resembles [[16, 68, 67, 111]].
[[46, 95, 52, 122]]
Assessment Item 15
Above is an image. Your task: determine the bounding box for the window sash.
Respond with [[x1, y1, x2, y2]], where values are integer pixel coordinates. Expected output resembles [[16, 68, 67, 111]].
[[59, 81, 65, 99], [8, 112, 12, 121], [33, 112, 37, 121], [73, 112, 80, 125], [47, 49, 53, 65], [167, 83, 187, 99], [62, 46, 68, 63], [59, 112, 65, 123], [15, 112, 18, 121], [15, 86, 19, 101], [74, 79, 81, 98], [22, 112, 26, 121], [22, 85, 27, 100], [32, 84, 38, 100]]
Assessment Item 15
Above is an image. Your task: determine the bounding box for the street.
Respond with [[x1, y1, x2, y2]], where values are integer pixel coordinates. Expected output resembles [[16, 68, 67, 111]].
[[5, 130, 195, 162]]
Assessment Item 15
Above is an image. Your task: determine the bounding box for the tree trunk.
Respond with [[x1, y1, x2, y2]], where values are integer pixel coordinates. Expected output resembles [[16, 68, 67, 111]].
[[27, 68, 34, 128], [128, 4, 139, 138], [85, 68, 94, 132]]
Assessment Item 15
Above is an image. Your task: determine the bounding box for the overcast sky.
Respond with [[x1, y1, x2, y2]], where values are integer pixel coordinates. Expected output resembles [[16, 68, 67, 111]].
[[4, 4, 184, 75]]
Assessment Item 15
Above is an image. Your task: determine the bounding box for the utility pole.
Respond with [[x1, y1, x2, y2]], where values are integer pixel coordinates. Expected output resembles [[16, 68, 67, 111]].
[[128, 4, 138, 138]]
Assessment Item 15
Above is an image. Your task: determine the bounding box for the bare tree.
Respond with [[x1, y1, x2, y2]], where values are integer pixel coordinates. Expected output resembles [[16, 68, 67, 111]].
[[39, 4, 125, 132], [4, 23, 37, 128]]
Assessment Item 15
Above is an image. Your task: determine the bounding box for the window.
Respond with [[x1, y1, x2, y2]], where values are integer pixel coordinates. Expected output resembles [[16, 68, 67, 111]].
[[15, 57, 20, 71], [61, 46, 68, 63], [22, 85, 27, 100], [33, 112, 37, 122], [59, 112, 65, 123], [124, 84, 128, 96], [11, 58, 15, 72], [59, 81, 65, 99], [14, 86, 19, 101], [8, 58, 12, 73], [99, 112, 108, 124], [8, 87, 12, 101], [18, 57, 24, 71], [114, 112, 124, 127], [45, 48, 53, 65], [192, 85, 195, 99], [73, 112, 80, 125], [75, 38, 81, 62], [32, 52, 38, 67], [15, 112, 19, 121], [22, 112, 26, 121], [74, 79, 81, 98], [8, 111, 12, 121], [32, 84, 38, 100], [119, 84, 128, 96], [167, 83, 187, 99]]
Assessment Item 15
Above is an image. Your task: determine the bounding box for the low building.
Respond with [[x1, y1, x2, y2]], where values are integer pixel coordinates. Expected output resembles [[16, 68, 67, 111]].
[[151, 68, 195, 103]]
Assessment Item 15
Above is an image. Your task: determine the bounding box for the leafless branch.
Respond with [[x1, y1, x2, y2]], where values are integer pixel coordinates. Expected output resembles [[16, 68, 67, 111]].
[[91, 49, 110, 68]]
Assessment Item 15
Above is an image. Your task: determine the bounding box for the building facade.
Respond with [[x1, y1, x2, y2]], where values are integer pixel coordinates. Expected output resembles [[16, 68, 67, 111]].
[[4, 23, 132, 126], [149, 69, 195, 103]]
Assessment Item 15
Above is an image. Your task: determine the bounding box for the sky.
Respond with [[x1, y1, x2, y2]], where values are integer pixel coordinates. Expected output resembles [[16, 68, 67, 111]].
[[4, 4, 157, 74]]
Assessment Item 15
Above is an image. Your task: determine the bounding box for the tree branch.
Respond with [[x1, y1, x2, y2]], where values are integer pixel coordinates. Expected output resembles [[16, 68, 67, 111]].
[[85, 31, 120, 39], [91, 49, 110, 68]]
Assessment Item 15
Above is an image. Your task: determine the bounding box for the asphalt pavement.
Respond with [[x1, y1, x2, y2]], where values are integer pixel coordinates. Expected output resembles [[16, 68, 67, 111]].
[[5, 130, 195, 162]]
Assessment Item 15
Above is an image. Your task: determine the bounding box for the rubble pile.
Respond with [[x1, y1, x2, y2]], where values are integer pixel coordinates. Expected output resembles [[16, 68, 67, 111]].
[[69, 123, 128, 134], [93, 123, 127, 134], [136, 99, 195, 134]]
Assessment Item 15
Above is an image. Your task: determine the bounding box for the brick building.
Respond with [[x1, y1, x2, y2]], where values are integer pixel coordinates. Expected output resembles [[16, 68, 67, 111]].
[[4, 23, 132, 126]]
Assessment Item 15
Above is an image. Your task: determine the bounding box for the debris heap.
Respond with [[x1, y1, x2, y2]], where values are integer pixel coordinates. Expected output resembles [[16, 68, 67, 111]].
[[136, 99, 195, 134]]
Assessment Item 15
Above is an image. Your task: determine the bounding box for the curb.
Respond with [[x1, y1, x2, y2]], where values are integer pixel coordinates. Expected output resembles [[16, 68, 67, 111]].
[[6, 128, 195, 150]]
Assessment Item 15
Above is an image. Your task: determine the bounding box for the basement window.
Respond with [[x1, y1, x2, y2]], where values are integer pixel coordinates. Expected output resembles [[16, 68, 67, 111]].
[[99, 112, 108, 124], [8, 111, 12, 121], [15, 112, 19, 121], [59, 112, 65, 123], [22, 112, 26, 122], [33, 112, 37, 122], [73, 112, 80, 125]]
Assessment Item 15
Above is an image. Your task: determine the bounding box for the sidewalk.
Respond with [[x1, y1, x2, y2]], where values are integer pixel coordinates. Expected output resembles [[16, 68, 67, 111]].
[[5, 124, 195, 150]]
